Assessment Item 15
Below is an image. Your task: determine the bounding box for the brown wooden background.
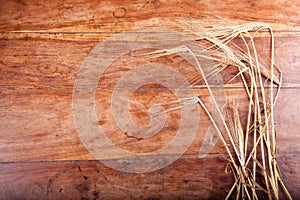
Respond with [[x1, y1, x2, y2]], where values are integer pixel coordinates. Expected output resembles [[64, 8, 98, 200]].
[[0, 0, 299, 199]]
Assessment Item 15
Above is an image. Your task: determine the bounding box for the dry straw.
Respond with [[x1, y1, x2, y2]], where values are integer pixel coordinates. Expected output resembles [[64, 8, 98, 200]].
[[147, 21, 292, 199]]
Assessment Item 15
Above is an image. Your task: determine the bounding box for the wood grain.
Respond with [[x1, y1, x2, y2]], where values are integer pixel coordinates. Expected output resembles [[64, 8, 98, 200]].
[[1, 0, 299, 199], [0, 158, 233, 199], [1, 35, 300, 89], [0, 0, 299, 32], [0, 88, 298, 171], [0, 157, 298, 199]]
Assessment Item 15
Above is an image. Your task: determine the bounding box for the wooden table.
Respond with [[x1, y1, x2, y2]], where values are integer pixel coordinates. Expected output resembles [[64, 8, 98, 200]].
[[0, 0, 299, 199]]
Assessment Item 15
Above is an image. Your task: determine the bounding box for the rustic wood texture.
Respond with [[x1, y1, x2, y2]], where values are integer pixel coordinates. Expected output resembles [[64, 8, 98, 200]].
[[0, 35, 300, 89], [0, 0, 300, 199]]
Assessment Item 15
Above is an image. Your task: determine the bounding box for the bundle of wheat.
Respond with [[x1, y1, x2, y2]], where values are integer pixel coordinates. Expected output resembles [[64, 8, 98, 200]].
[[146, 21, 291, 200]]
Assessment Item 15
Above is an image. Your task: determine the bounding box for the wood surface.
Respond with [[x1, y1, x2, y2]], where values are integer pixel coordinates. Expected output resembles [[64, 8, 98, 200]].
[[0, 0, 299, 199]]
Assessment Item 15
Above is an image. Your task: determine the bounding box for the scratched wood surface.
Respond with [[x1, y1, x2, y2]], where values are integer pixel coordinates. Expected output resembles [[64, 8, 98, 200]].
[[0, 0, 300, 199]]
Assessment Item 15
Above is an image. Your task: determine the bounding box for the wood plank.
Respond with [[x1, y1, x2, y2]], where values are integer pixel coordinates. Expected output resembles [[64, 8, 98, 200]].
[[0, 38, 95, 89], [0, 158, 232, 199], [0, 0, 299, 32], [0, 156, 298, 199], [0, 87, 221, 162], [0, 88, 299, 162], [1, 35, 300, 89], [0, 22, 299, 42], [0, 89, 92, 161]]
